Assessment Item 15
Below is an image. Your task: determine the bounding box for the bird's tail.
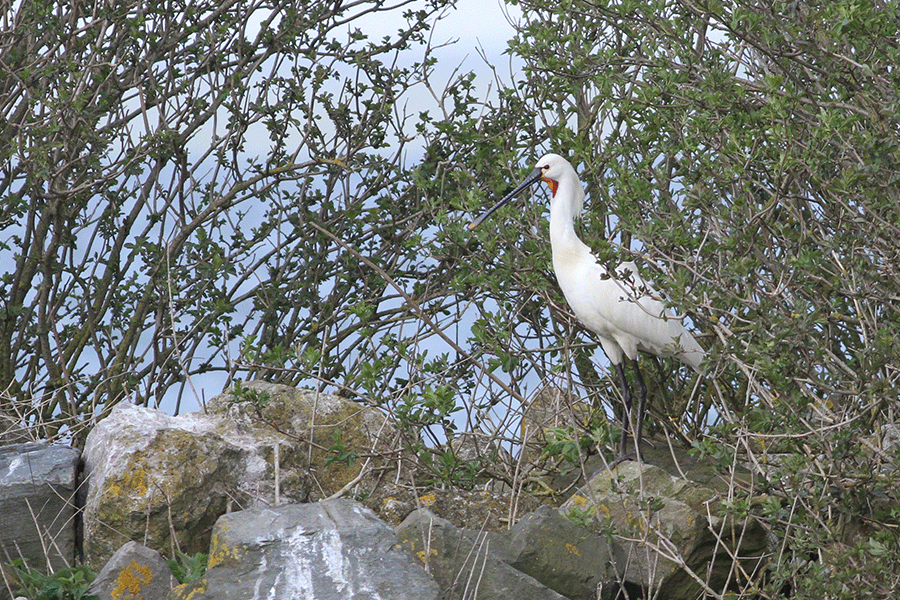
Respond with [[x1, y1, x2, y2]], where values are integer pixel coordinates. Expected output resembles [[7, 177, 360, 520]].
[[678, 333, 706, 374]]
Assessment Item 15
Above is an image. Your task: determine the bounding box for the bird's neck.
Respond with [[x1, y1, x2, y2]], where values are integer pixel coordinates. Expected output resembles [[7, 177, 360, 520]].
[[548, 174, 592, 261]]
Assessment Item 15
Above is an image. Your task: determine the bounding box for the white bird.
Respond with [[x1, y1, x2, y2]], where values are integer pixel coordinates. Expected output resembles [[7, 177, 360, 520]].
[[468, 153, 705, 462]]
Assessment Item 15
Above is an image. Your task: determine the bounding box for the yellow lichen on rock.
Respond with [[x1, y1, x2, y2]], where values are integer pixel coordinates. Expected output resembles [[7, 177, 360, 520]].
[[121, 468, 149, 496], [168, 579, 208, 600], [207, 526, 243, 569], [111, 558, 153, 600], [596, 503, 611, 520], [416, 547, 439, 563]]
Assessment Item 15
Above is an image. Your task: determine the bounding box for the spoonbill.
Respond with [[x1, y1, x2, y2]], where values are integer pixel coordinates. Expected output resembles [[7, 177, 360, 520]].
[[468, 153, 704, 462]]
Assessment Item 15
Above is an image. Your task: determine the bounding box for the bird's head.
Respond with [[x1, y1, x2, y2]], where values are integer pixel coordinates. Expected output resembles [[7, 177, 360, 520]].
[[468, 153, 580, 231], [533, 153, 571, 197]]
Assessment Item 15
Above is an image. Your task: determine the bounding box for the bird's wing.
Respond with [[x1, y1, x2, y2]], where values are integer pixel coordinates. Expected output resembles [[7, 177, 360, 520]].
[[591, 261, 705, 370]]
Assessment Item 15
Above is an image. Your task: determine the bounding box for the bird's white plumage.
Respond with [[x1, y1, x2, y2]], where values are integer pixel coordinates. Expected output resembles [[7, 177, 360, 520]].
[[540, 153, 705, 372], [469, 151, 705, 460]]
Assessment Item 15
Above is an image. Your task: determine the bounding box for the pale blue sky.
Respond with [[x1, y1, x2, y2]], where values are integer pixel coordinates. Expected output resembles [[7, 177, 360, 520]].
[[176, 0, 526, 415]]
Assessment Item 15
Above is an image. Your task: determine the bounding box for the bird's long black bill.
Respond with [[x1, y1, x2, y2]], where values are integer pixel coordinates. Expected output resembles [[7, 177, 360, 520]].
[[467, 167, 543, 231]]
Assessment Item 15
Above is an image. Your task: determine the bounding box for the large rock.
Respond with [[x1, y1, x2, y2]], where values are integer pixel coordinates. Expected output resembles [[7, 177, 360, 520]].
[[205, 381, 397, 499], [168, 499, 439, 600], [561, 461, 768, 599], [0, 443, 80, 576], [81, 382, 396, 567], [81, 403, 246, 567], [87, 541, 176, 600], [397, 508, 569, 600], [487, 505, 622, 600], [520, 386, 589, 471]]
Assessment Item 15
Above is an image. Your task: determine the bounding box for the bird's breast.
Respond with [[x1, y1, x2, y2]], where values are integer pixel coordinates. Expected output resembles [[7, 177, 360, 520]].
[[552, 252, 617, 336]]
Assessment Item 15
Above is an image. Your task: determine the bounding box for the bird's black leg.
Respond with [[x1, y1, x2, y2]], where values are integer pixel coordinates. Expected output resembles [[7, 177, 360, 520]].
[[631, 358, 648, 462], [614, 361, 632, 460]]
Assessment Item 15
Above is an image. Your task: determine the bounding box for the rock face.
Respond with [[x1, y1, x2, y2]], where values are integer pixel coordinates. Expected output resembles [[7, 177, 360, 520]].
[[397, 508, 569, 600], [169, 499, 440, 600], [396, 505, 625, 600], [81, 403, 246, 567], [0, 380, 769, 600], [0, 443, 80, 574], [486, 505, 623, 600], [561, 461, 769, 599], [81, 381, 396, 567], [205, 381, 397, 500]]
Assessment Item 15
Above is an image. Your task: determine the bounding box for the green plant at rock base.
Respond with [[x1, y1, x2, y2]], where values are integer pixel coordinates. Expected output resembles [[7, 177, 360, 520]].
[[228, 380, 271, 414], [561, 504, 597, 530], [324, 429, 360, 468], [4, 560, 98, 600], [542, 415, 614, 466], [166, 550, 209, 585]]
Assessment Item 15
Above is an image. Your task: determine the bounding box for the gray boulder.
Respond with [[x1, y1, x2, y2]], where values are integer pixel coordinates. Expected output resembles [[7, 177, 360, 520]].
[[168, 499, 439, 600], [81, 403, 247, 567], [81, 382, 397, 567], [87, 541, 176, 600], [396, 508, 568, 600], [0, 443, 80, 574], [487, 504, 623, 600], [561, 461, 768, 599]]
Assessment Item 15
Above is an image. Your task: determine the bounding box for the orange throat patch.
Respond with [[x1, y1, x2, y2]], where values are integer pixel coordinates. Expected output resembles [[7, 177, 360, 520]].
[[543, 177, 558, 196]]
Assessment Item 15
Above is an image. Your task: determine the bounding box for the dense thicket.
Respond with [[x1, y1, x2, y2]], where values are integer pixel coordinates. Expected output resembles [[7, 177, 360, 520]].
[[3, 0, 899, 596], [0, 0, 459, 439], [429, 1, 900, 596]]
